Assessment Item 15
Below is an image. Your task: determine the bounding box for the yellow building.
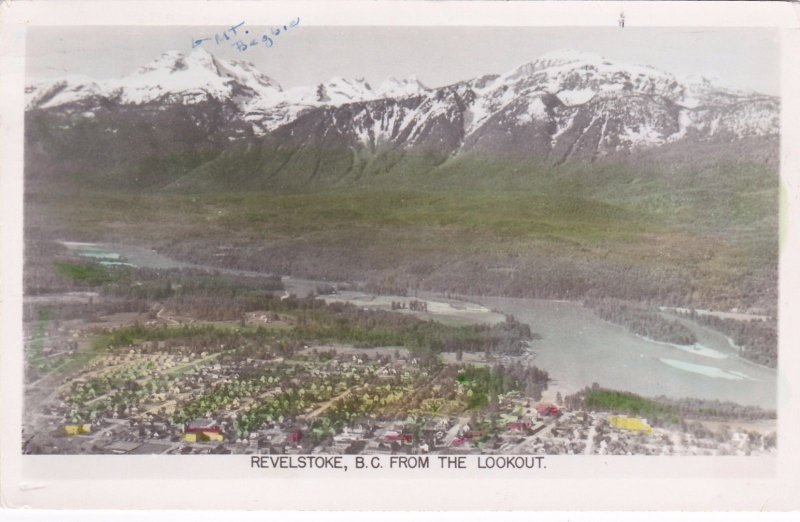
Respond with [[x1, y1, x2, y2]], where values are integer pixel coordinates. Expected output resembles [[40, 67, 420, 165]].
[[609, 415, 653, 435], [204, 431, 224, 442], [64, 424, 92, 436], [183, 430, 223, 443]]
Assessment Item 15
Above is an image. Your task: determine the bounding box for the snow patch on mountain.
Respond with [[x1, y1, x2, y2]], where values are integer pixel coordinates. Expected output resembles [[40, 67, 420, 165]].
[[27, 75, 107, 109], [499, 48, 683, 102], [218, 59, 283, 101], [323, 77, 374, 103], [107, 49, 232, 104], [556, 89, 595, 106], [376, 76, 430, 99], [620, 123, 667, 148], [517, 96, 549, 123], [26, 47, 779, 155], [551, 112, 577, 145]]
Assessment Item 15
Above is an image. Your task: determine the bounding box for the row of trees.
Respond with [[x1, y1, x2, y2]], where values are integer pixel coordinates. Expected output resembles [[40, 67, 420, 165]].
[[288, 303, 534, 356], [457, 363, 549, 410], [565, 385, 776, 425], [390, 300, 429, 312], [102, 267, 283, 300], [584, 298, 697, 345], [24, 300, 151, 323], [151, 223, 774, 313], [672, 310, 777, 368], [652, 394, 776, 422]]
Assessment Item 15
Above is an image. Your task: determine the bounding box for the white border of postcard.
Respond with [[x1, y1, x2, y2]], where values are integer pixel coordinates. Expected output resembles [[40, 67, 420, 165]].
[[2, 0, 800, 511]]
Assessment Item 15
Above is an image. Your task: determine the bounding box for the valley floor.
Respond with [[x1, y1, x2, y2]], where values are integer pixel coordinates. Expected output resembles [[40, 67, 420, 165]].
[[22, 258, 777, 456], [20, 182, 779, 456]]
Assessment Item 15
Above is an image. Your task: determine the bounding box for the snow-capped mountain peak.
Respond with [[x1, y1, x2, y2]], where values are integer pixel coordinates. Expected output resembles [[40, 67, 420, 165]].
[[534, 48, 610, 67], [26, 47, 778, 154], [131, 49, 212, 75], [376, 75, 430, 99], [495, 48, 683, 104], [283, 76, 375, 107], [26, 74, 106, 110], [324, 77, 374, 101], [108, 47, 284, 105], [222, 59, 282, 91]]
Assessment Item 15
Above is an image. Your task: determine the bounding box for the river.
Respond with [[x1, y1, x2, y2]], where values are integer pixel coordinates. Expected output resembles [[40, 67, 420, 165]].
[[59, 241, 777, 408], [471, 296, 775, 408]]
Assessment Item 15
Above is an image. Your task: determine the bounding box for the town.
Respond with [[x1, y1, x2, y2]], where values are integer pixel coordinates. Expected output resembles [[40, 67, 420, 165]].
[[23, 301, 776, 457]]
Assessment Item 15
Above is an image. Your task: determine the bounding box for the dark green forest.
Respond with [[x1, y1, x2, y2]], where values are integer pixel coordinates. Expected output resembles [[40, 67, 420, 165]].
[[672, 310, 777, 368], [565, 386, 775, 424], [585, 298, 698, 345]]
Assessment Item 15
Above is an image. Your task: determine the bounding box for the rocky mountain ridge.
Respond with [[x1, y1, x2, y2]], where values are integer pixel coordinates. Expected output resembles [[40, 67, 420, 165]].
[[25, 48, 779, 191]]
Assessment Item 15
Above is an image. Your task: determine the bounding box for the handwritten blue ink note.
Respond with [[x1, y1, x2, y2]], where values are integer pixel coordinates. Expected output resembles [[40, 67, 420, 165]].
[[192, 21, 246, 49], [192, 18, 300, 52]]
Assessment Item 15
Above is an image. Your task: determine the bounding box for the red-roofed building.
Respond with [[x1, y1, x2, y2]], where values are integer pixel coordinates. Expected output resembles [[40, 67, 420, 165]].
[[384, 431, 413, 443], [506, 420, 532, 431], [535, 404, 560, 417], [451, 436, 467, 447]]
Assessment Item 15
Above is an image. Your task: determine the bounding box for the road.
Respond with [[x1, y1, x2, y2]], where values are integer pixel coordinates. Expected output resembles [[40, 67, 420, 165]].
[[584, 421, 598, 455]]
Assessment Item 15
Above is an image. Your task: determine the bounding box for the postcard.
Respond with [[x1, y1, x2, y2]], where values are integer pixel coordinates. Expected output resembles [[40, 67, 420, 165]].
[[1, 0, 799, 511]]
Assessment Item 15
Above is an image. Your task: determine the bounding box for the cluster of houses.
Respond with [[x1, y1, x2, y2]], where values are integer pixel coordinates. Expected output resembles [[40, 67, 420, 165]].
[[182, 419, 224, 442], [33, 396, 777, 457]]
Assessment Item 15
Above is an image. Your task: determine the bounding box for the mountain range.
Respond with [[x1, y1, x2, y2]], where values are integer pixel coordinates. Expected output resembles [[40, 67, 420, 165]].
[[25, 47, 779, 191]]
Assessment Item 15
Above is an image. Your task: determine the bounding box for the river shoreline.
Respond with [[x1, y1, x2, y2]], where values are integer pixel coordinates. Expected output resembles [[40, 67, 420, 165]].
[[54, 240, 777, 408]]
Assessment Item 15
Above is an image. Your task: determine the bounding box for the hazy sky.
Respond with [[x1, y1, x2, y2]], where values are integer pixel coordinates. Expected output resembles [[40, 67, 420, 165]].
[[27, 26, 780, 95]]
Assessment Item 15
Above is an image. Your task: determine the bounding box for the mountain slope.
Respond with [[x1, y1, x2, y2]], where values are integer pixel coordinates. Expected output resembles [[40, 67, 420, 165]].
[[25, 48, 779, 193]]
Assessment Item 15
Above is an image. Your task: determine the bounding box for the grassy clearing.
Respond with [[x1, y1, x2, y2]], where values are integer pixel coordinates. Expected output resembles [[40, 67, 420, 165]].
[[570, 386, 775, 422], [54, 261, 125, 286], [583, 388, 673, 418], [99, 323, 236, 350], [49, 336, 112, 379]]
